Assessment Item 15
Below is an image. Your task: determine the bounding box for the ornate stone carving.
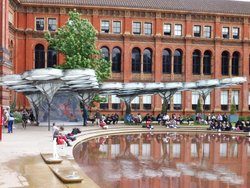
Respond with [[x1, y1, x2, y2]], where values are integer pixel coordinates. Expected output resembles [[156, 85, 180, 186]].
[[221, 16, 244, 23], [191, 14, 215, 21], [161, 13, 186, 20], [130, 11, 155, 18]]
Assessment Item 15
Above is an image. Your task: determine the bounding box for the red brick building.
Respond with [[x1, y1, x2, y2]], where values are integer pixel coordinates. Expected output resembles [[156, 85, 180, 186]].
[[2, 0, 250, 116]]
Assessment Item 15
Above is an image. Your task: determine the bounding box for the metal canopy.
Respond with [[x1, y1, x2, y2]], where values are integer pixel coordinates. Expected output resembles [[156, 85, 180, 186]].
[[0, 67, 247, 126]]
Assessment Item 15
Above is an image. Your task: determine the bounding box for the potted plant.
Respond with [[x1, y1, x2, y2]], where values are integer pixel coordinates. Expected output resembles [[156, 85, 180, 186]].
[[229, 96, 239, 123]]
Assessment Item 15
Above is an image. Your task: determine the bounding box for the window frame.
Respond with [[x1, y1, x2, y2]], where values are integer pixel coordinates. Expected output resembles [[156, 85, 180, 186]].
[[101, 20, 110, 33], [112, 21, 121, 34], [174, 24, 182, 36], [48, 18, 57, 31], [144, 22, 152, 35], [222, 27, 229, 39], [36, 18, 44, 31], [193, 25, 201, 37], [204, 26, 211, 38], [133, 22, 141, 35], [163, 23, 171, 36], [232, 27, 240, 39]]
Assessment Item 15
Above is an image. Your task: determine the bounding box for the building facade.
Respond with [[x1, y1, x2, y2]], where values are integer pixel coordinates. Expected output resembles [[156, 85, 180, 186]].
[[2, 0, 250, 116]]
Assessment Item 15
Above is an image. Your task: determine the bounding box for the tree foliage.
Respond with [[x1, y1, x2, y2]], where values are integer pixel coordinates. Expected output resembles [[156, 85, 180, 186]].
[[45, 10, 111, 81], [230, 96, 237, 115], [196, 97, 202, 114]]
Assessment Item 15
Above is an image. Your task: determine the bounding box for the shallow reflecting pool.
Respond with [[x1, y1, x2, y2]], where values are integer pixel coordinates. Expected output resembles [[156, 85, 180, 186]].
[[73, 132, 250, 188]]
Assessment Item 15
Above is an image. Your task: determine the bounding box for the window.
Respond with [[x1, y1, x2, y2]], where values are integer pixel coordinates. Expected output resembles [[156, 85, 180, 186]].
[[203, 51, 211, 75], [48, 18, 57, 31], [192, 50, 201, 75], [162, 49, 171, 74], [131, 97, 140, 110], [100, 47, 110, 62], [113, 21, 121, 34], [203, 94, 210, 110], [144, 23, 152, 35], [36, 18, 44, 31], [174, 24, 182, 36], [35, 44, 45, 68], [143, 95, 151, 110], [192, 91, 200, 110], [111, 95, 120, 109], [132, 48, 141, 73], [222, 27, 229, 39], [221, 90, 228, 111], [232, 27, 240, 39], [232, 52, 239, 76], [101, 20, 110, 33], [173, 92, 182, 110], [47, 47, 57, 67], [112, 47, 121, 72], [143, 48, 152, 73], [100, 95, 108, 109], [231, 90, 239, 110], [191, 143, 198, 158], [193, 25, 201, 37], [133, 22, 141, 34], [204, 26, 211, 38], [221, 51, 229, 75], [163, 23, 171, 36], [174, 50, 182, 74]]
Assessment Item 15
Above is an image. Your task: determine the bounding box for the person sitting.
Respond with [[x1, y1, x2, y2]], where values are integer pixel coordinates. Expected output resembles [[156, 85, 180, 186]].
[[53, 126, 72, 146], [104, 114, 113, 125], [100, 120, 108, 129]]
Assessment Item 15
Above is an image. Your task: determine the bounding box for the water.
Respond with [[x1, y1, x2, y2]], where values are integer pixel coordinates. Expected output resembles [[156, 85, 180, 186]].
[[73, 132, 250, 188]]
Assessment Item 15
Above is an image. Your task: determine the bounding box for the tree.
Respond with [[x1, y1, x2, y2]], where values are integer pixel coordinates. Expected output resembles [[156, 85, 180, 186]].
[[196, 98, 202, 114], [230, 96, 237, 115], [45, 10, 111, 81]]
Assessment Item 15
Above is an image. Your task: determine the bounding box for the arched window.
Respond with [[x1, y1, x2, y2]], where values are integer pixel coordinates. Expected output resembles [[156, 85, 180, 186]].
[[35, 44, 45, 68], [203, 50, 211, 75], [143, 48, 152, 73], [192, 50, 201, 75], [221, 51, 229, 75], [100, 46, 110, 62], [112, 47, 121, 72], [132, 48, 141, 73], [174, 49, 182, 74], [47, 47, 57, 68], [232, 51, 239, 76], [162, 49, 171, 74]]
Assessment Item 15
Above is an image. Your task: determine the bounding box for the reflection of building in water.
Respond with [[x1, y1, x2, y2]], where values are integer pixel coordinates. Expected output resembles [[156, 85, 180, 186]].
[[74, 133, 250, 188]]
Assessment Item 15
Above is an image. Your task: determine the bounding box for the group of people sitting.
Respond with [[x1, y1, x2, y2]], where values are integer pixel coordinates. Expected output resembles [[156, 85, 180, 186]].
[[53, 123, 81, 146], [207, 119, 250, 132]]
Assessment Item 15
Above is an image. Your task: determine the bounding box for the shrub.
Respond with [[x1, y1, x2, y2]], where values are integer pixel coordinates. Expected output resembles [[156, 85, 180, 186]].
[[13, 111, 22, 124]]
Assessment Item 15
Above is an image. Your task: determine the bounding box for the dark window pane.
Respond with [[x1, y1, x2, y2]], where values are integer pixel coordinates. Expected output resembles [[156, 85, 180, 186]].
[[143, 104, 151, 110], [112, 47, 121, 72], [132, 48, 141, 73], [192, 50, 201, 75], [221, 51, 229, 75], [47, 47, 57, 67], [162, 49, 171, 74], [35, 44, 45, 68], [100, 103, 108, 109], [143, 48, 152, 73]]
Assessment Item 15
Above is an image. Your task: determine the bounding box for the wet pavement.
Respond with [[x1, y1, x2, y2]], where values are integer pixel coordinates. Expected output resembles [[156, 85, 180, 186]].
[[0, 122, 247, 188]]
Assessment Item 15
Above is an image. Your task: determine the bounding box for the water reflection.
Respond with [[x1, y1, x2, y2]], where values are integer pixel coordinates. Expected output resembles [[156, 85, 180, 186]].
[[73, 133, 250, 188]]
